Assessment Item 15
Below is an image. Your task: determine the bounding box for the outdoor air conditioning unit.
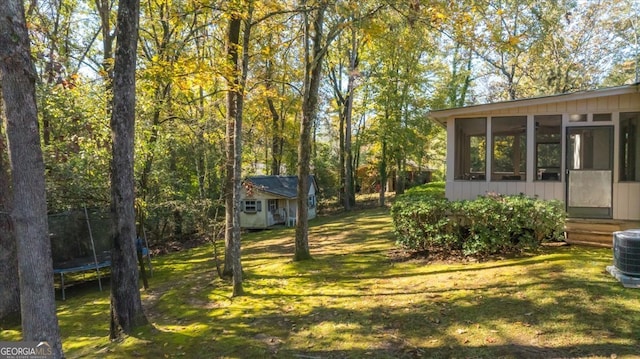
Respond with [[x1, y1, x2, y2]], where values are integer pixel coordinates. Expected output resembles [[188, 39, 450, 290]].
[[613, 230, 640, 277]]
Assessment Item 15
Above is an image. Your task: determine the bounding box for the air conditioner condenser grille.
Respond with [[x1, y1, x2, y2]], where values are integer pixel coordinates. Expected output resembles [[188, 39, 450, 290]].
[[613, 230, 640, 277]]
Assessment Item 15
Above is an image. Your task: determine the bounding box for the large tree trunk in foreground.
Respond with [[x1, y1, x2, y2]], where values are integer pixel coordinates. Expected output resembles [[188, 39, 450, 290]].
[[109, 0, 148, 339], [0, 1, 63, 356], [0, 124, 19, 322]]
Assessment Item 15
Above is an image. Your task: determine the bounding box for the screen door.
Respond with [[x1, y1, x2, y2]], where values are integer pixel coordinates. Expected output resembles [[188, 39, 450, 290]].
[[566, 126, 613, 218]]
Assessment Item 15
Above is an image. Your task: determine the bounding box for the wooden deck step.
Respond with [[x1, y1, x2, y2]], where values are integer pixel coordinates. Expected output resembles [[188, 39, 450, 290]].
[[565, 230, 614, 248], [564, 219, 640, 248]]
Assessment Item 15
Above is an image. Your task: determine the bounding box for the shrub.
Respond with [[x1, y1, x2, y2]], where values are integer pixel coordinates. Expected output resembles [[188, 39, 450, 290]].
[[404, 181, 446, 198], [391, 192, 566, 257]]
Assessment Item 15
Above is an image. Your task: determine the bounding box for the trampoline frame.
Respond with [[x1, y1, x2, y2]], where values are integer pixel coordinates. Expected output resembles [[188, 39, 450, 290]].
[[52, 206, 152, 300]]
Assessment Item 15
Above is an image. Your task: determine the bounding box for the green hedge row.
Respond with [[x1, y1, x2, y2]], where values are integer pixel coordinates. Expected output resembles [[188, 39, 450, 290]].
[[391, 192, 566, 256]]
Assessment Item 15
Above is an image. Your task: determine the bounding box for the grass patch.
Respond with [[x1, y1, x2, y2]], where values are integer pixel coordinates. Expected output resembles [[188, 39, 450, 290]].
[[2, 207, 639, 358]]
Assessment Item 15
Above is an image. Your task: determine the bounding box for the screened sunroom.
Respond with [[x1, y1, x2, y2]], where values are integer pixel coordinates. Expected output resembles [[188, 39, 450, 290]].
[[430, 83, 640, 223]]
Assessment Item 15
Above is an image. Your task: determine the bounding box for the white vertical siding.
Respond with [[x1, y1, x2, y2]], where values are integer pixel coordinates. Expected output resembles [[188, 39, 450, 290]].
[[446, 181, 563, 201], [614, 183, 640, 220]]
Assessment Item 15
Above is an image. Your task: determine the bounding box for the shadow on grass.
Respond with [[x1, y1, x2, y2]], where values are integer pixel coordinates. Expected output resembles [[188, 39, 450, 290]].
[[6, 206, 639, 358]]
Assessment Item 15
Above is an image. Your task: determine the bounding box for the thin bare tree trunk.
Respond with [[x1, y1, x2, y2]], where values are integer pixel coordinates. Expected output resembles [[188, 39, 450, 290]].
[[109, 0, 148, 339], [224, 3, 249, 296], [344, 26, 359, 210], [232, 1, 254, 297], [0, 1, 63, 356]]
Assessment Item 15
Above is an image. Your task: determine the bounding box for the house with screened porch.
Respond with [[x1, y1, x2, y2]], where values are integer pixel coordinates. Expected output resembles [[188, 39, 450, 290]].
[[428, 83, 640, 246]]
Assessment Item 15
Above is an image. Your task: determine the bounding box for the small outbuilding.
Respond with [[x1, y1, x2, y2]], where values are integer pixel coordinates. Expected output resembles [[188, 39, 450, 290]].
[[239, 175, 318, 229]]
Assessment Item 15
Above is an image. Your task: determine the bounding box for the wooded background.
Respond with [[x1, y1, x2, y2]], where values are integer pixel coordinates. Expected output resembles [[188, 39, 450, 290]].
[[5, 0, 639, 245]]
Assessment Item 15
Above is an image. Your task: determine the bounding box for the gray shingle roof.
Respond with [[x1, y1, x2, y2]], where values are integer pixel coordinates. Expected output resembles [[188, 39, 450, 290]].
[[244, 175, 316, 198]]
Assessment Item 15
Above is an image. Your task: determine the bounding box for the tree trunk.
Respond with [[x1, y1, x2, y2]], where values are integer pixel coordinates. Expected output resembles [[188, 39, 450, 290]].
[[267, 94, 282, 176], [264, 41, 282, 176], [109, 0, 148, 339], [0, 107, 19, 322], [223, 12, 240, 279], [224, 5, 246, 296], [338, 105, 345, 205], [232, 2, 254, 297], [96, 0, 116, 85], [343, 27, 358, 210], [0, 1, 63, 356], [223, 98, 234, 278], [295, 2, 327, 261]]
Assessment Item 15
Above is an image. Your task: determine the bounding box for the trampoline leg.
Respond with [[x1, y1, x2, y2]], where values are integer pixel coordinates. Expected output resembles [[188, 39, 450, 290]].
[[61, 273, 65, 301]]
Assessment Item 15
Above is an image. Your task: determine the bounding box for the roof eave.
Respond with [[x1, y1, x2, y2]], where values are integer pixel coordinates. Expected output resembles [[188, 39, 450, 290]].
[[428, 83, 640, 124]]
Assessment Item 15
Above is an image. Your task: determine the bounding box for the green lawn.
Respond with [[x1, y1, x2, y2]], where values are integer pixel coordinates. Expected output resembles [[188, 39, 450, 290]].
[[2, 207, 639, 358]]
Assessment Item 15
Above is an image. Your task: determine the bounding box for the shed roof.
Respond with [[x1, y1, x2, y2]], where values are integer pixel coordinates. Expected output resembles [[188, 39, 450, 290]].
[[244, 175, 317, 199]]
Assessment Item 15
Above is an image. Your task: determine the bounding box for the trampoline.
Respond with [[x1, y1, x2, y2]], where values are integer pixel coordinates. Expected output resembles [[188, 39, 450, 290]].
[[50, 207, 151, 300]]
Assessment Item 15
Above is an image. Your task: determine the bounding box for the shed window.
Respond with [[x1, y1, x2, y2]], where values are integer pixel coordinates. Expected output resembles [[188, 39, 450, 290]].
[[308, 195, 316, 208], [491, 116, 526, 181], [454, 117, 486, 180], [268, 199, 278, 211], [620, 112, 640, 182], [535, 115, 562, 181], [243, 200, 262, 213]]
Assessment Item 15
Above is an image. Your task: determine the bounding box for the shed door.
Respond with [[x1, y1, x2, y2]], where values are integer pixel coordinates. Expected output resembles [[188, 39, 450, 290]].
[[566, 126, 613, 218]]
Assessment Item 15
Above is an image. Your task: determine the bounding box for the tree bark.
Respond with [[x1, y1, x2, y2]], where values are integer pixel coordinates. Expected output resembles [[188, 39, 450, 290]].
[[328, 64, 346, 206], [264, 35, 283, 176], [0, 103, 20, 322], [222, 105, 234, 278], [0, 1, 63, 356], [96, 0, 116, 85], [232, 1, 254, 297], [223, 11, 241, 280], [343, 26, 359, 210], [224, 3, 249, 296], [109, 0, 148, 339], [267, 94, 282, 176], [295, 2, 327, 261]]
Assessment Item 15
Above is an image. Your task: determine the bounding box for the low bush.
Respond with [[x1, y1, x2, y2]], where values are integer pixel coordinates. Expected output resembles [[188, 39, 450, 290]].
[[391, 192, 566, 257], [404, 181, 446, 198]]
